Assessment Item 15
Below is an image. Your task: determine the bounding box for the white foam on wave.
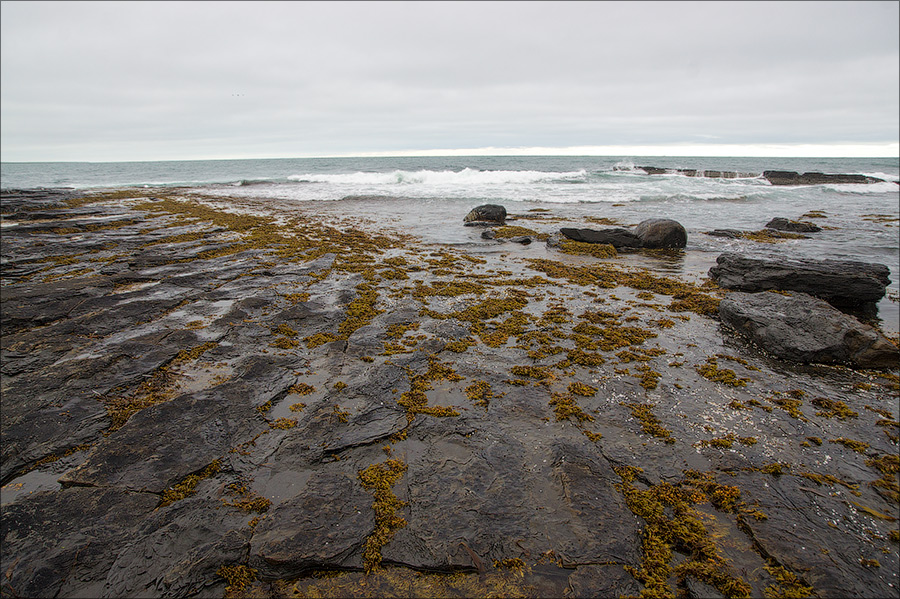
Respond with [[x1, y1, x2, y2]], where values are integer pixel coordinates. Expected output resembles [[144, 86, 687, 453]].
[[823, 181, 900, 194], [861, 172, 900, 182], [287, 168, 587, 186]]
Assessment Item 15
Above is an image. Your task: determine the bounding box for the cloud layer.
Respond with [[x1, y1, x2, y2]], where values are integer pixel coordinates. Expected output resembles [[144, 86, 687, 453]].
[[2, 1, 898, 161]]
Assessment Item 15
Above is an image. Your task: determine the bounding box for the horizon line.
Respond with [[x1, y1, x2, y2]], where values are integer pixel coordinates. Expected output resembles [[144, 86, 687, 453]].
[[2, 142, 898, 163]]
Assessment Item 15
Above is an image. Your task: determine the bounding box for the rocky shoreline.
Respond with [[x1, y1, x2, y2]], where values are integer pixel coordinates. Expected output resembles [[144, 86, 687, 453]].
[[631, 166, 899, 186], [2, 188, 898, 598]]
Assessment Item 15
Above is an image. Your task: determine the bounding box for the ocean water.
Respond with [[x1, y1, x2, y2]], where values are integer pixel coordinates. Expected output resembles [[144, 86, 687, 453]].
[[2, 155, 899, 331]]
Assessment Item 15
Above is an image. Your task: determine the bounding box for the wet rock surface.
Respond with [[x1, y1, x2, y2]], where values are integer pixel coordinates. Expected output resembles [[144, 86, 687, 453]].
[[633, 218, 687, 249], [2, 188, 898, 598], [560, 226, 643, 248], [634, 166, 897, 186], [765, 217, 822, 233], [762, 170, 887, 186], [463, 203, 507, 226], [709, 252, 891, 312], [719, 291, 900, 369]]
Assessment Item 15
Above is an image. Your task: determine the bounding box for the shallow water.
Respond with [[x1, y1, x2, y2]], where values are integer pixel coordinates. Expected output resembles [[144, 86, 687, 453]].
[[3, 155, 898, 332]]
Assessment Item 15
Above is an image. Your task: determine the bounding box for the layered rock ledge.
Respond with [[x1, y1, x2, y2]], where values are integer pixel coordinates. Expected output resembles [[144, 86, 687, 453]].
[[2, 188, 898, 599]]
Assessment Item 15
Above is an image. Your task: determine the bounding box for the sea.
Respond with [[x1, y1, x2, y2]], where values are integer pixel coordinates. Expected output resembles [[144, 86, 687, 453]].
[[2, 155, 899, 332]]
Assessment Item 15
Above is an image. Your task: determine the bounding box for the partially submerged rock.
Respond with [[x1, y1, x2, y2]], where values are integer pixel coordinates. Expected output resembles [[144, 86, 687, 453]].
[[633, 218, 687, 249], [719, 291, 899, 369], [560, 218, 686, 250], [559, 227, 642, 248], [765, 217, 821, 233], [705, 229, 744, 239], [762, 170, 885, 186], [463, 204, 506, 226], [708, 253, 891, 312]]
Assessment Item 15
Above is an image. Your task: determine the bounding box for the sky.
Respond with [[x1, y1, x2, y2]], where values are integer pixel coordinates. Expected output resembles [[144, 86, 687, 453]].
[[1, 1, 898, 162]]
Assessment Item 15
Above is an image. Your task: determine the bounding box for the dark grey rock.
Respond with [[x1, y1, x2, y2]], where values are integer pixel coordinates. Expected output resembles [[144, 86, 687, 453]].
[[638, 166, 669, 175], [463, 204, 506, 225], [633, 218, 687, 249], [763, 170, 884, 185], [249, 468, 374, 577], [708, 252, 890, 311], [762, 170, 802, 185], [560, 227, 642, 248], [718, 291, 899, 368], [705, 229, 744, 239], [765, 217, 822, 233], [57, 362, 287, 492], [102, 497, 251, 598], [0, 487, 158, 599]]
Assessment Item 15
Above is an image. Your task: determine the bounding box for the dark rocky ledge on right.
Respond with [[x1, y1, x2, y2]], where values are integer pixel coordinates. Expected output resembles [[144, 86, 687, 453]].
[[633, 166, 899, 186]]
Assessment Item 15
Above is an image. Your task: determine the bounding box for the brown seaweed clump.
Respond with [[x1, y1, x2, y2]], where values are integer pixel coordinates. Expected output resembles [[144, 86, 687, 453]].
[[358, 459, 409, 572]]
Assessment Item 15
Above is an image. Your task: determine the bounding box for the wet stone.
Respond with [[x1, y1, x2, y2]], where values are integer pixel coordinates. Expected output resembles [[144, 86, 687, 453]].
[[2, 188, 897, 599]]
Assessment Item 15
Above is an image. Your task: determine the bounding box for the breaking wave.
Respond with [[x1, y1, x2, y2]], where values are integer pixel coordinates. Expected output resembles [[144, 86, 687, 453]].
[[287, 168, 588, 186]]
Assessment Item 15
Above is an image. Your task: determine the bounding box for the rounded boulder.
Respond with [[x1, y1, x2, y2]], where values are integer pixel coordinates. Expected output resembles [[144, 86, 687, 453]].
[[464, 204, 506, 225], [634, 218, 687, 248]]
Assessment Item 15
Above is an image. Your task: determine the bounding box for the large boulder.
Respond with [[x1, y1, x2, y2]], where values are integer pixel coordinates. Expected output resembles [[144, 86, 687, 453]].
[[559, 227, 642, 248], [718, 291, 899, 369], [463, 204, 506, 226], [634, 218, 687, 249], [765, 217, 821, 233], [708, 253, 891, 312]]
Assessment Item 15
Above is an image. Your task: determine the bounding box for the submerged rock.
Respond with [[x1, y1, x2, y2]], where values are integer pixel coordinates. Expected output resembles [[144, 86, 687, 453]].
[[633, 218, 687, 249], [719, 291, 899, 369], [708, 253, 891, 312]]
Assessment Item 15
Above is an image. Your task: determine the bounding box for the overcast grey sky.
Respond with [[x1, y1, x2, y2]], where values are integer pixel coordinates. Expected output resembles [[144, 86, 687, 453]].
[[1, 1, 898, 162]]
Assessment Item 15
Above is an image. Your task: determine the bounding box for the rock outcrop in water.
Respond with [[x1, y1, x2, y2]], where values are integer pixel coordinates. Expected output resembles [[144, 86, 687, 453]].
[[709, 252, 891, 312], [559, 218, 687, 249], [635, 166, 895, 185], [2, 188, 898, 599], [762, 170, 887, 186], [633, 218, 687, 249], [559, 227, 642, 248], [719, 291, 899, 369], [765, 217, 822, 233], [463, 204, 506, 226]]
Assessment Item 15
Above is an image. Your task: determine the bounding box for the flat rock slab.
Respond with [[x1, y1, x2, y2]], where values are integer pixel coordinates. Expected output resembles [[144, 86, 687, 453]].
[[103, 497, 251, 598], [560, 227, 642, 248], [709, 252, 891, 311], [765, 217, 822, 233], [0, 487, 159, 598], [59, 372, 284, 492], [719, 291, 899, 368]]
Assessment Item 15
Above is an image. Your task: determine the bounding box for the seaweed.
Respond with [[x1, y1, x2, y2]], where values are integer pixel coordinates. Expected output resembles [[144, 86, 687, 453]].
[[358, 459, 409, 572]]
